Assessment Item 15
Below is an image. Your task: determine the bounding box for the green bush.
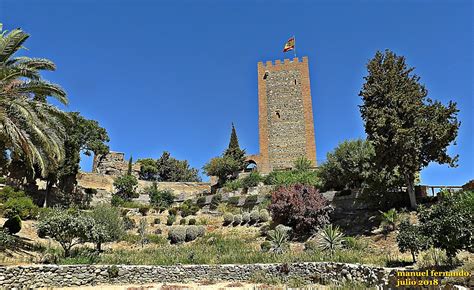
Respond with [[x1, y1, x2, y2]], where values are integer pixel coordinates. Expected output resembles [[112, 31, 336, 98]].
[[397, 219, 429, 263], [241, 172, 262, 188], [233, 214, 242, 225], [122, 216, 136, 230], [180, 200, 199, 217], [188, 218, 196, 225], [223, 179, 243, 192], [166, 215, 176, 226], [113, 174, 139, 201], [148, 184, 175, 208], [147, 234, 167, 245], [168, 207, 179, 216], [223, 212, 233, 225], [88, 204, 125, 251], [108, 265, 119, 278], [111, 195, 124, 207], [138, 206, 150, 216], [260, 241, 272, 252], [228, 196, 240, 205], [154, 218, 161, 225], [249, 210, 259, 224], [197, 225, 205, 237], [168, 226, 186, 244], [0, 186, 26, 203], [0, 228, 14, 250], [210, 194, 222, 210], [242, 212, 250, 224], [304, 240, 318, 251], [3, 215, 21, 234], [245, 195, 258, 205], [185, 225, 200, 242], [294, 157, 312, 172], [3, 196, 38, 219], [180, 218, 187, 225], [264, 170, 321, 187], [258, 209, 270, 222], [196, 196, 207, 207], [418, 192, 473, 261]]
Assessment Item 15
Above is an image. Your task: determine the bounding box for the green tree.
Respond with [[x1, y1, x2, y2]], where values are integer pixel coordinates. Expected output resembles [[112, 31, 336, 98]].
[[359, 50, 460, 208], [88, 204, 124, 251], [137, 158, 158, 181], [147, 183, 175, 208], [202, 156, 240, 185], [0, 25, 69, 177], [155, 151, 201, 182], [37, 208, 94, 257], [223, 123, 246, 170], [127, 156, 133, 176], [113, 174, 138, 201], [397, 219, 429, 263]]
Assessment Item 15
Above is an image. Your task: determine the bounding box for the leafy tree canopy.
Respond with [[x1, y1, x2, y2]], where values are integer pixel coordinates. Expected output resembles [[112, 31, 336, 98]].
[[137, 152, 201, 182], [359, 50, 459, 208]]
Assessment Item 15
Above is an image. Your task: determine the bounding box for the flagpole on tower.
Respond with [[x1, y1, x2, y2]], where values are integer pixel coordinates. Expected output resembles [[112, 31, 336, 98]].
[[293, 35, 296, 58]]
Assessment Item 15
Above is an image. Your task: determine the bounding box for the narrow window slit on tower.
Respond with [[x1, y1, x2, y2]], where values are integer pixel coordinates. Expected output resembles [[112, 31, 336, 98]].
[[294, 79, 297, 85], [275, 111, 281, 118]]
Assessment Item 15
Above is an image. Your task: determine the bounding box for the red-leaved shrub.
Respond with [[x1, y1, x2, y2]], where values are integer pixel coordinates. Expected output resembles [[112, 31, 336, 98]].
[[269, 184, 332, 236]]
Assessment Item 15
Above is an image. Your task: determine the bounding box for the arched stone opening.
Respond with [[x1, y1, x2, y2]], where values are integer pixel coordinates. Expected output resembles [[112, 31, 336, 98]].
[[244, 160, 258, 172]]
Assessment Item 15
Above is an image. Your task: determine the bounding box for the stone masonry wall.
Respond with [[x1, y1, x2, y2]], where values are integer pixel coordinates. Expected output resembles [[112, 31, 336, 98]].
[[0, 262, 396, 288], [256, 57, 317, 173]]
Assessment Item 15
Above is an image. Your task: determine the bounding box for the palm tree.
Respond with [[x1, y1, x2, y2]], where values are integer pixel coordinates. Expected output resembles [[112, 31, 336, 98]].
[[0, 24, 69, 178]]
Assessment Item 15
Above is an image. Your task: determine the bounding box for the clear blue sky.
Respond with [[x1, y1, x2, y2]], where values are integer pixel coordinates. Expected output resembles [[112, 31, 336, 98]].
[[2, 0, 472, 185]]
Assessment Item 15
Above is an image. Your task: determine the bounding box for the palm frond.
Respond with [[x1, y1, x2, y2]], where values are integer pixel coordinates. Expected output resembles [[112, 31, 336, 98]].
[[5, 80, 68, 105], [0, 28, 29, 63]]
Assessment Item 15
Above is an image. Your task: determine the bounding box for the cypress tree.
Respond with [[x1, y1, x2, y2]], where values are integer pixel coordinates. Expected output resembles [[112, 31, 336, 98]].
[[224, 123, 246, 170], [127, 156, 133, 176]]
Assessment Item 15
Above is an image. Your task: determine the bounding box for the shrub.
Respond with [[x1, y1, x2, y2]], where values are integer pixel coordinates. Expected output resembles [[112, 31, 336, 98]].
[[168, 226, 186, 244], [343, 236, 368, 251], [113, 174, 138, 201], [260, 241, 272, 252], [137, 218, 148, 248], [168, 207, 179, 216], [180, 200, 199, 217], [111, 195, 124, 207], [304, 239, 318, 251], [197, 225, 205, 237], [245, 195, 258, 205], [242, 212, 250, 224], [317, 224, 344, 257], [3, 196, 38, 219], [180, 218, 187, 225], [138, 206, 150, 216], [269, 184, 332, 235], [0, 228, 14, 250], [294, 157, 312, 172], [223, 212, 233, 225], [267, 225, 290, 254], [380, 208, 398, 232], [417, 247, 449, 269], [148, 183, 175, 208], [188, 218, 196, 225], [186, 225, 200, 242], [122, 216, 136, 230], [233, 214, 242, 225], [396, 219, 429, 263], [258, 209, 270, 223], [108, 265, 119, 278], [88, 204, 125, 251], [196, 196, 207, 207], [249, 210, 260, 224], [0, 186, 26, 203], [224, 179, 243, 192], [264, 170, 321, 187], [418, 192, 473, 261], [210, 194, 221, 210], [228, 196, 240, 206], [166, 215, 176, 226], [3, 215, 21, 234], [154, 218, 161, 225], [241, 172, 262, 188], [36, 208, 94, 257]]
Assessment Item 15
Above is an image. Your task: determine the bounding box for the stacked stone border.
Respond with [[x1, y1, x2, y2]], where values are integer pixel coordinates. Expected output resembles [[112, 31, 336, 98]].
[[0, 262, 398, 288]]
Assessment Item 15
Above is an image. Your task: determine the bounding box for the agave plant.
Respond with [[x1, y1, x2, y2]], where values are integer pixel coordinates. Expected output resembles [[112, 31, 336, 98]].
[[0, 24, 69, 177], [267, 225, 291, 254], [318, 224, 345, 257]]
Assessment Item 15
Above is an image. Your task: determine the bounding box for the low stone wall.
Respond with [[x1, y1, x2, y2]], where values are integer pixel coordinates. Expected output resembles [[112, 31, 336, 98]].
[[0, 262, 394, 288]]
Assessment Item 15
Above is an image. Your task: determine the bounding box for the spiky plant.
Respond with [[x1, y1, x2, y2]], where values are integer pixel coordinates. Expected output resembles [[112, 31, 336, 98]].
[[267, 225, 290, 254], [0, 24, 69, 177], [380, 208, 398, 232], [294, 156, 312, 172], [318, 224, 345, 257]]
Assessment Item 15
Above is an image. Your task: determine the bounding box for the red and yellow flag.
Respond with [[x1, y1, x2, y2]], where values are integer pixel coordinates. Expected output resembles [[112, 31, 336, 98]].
[[283, 37, 295, 52]]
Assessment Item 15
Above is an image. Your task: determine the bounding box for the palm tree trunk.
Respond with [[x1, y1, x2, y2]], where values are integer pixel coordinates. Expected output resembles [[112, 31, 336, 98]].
[[404, 174, 417, 209]]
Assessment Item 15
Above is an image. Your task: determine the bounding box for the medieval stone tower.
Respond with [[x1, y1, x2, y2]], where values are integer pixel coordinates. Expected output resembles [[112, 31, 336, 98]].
[[247, 57, 317, 174]]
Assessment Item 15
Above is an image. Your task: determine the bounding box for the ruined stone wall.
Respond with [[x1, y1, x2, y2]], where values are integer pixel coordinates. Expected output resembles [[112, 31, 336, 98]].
[[92, 151, 140, 177], [0, 262, 395, 288], [255, 57, 317, 173]]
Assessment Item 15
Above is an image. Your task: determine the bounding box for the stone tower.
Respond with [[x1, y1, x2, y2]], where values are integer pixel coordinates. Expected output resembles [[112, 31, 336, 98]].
[[246, 57, 317, 174]]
